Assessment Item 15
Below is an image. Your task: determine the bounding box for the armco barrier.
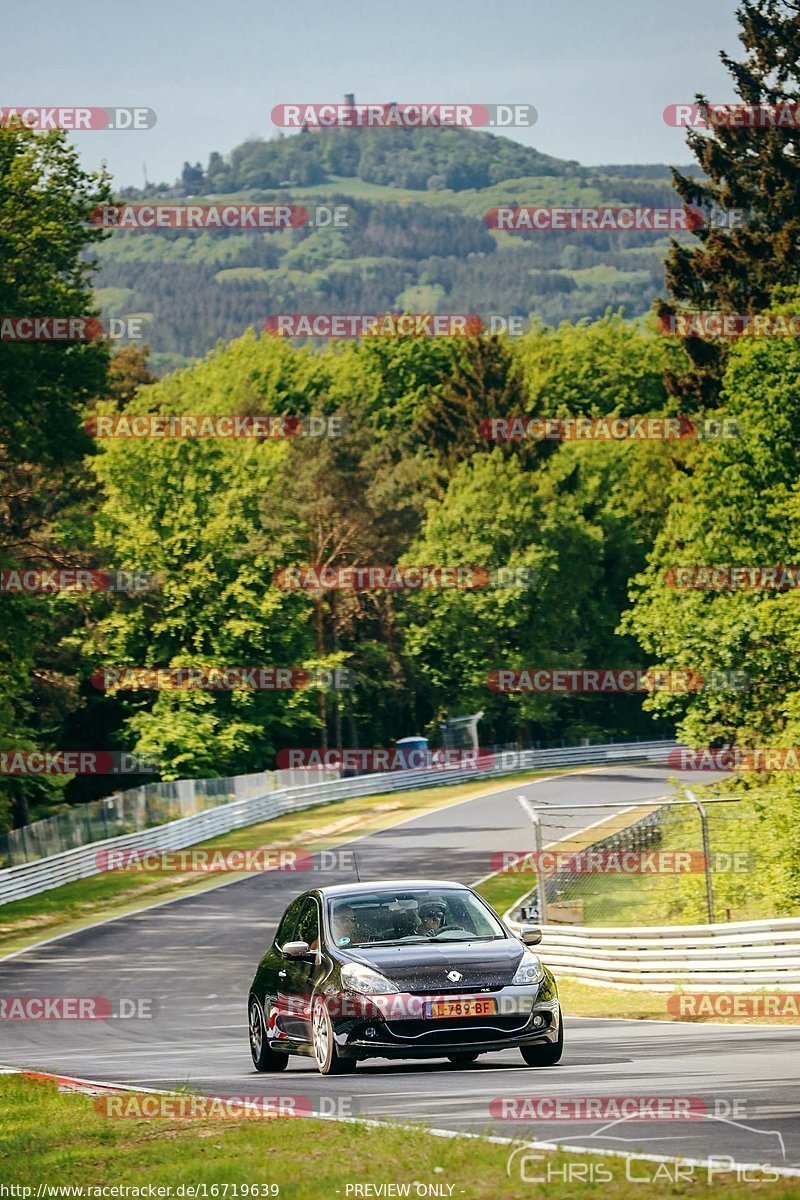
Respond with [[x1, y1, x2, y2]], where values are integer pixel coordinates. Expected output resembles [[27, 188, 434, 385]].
[[0, 740, 674, 906], [505, 915, 800, 990], [4, 766, 333, 866]]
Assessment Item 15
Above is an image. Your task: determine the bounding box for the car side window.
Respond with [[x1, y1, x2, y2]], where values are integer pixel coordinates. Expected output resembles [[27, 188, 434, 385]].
[[274, 896, 305, 949], [294, 898, 320, 949]]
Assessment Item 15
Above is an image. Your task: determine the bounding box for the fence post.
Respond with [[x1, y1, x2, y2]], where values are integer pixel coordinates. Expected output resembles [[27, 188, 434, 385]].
[[685, 788, 714, 924], [517, 795, 548, 924]]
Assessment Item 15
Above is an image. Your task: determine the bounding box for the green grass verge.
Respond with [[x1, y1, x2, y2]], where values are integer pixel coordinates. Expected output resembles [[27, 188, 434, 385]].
[[558, 978, 800, 1025], [0, 769, 567, 960], [0, 1074, 793, 1197]]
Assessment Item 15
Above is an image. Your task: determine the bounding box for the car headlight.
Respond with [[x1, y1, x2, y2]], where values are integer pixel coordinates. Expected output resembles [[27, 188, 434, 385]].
[[340, 963, 400, 995], [512, 951, 545, 985]]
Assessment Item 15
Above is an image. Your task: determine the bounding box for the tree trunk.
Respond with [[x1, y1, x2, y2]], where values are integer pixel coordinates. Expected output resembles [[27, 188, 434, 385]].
[[315, 595, 328, 749]]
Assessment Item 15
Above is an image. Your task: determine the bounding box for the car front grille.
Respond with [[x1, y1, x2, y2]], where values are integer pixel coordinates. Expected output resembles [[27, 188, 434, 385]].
[[380, 1013, 537, 1042]]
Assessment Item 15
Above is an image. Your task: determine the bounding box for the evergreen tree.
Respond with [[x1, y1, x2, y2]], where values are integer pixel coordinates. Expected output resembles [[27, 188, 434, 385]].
[[411, 335, 523, 469], [660, 0, 800, 406]]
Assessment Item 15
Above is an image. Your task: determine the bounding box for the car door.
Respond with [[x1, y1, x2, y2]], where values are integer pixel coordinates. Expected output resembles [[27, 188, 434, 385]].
[[279, 895, 323, 1043], [256, 894, 306, 1043]]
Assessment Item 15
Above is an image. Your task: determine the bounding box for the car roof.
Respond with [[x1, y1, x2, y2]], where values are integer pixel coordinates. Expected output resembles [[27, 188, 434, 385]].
[[316, 879, 472, 899]]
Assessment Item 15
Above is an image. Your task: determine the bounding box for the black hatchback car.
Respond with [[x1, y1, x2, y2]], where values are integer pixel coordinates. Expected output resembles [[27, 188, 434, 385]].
[[248, 879, 562, 1075]]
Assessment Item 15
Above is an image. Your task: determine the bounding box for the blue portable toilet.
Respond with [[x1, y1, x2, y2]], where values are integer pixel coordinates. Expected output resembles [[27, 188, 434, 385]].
[[395, 736, 430, 769]]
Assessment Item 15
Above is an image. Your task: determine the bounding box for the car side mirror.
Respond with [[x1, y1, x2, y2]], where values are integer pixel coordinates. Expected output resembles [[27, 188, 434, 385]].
[[282, 940, 312, 959], [520, 926, 542, 946]]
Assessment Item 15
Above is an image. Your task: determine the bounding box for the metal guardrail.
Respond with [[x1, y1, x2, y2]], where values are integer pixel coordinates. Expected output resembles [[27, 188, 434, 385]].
[[504, 915, 800, 990], [2, 767, 333, 867], [0, 739, 675, 906]]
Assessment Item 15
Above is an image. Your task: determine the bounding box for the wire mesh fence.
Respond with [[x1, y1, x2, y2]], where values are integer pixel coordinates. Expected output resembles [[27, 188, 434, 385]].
[[0, 738, 673, 870], [511, 800, 761, 926], [0, 768, 332, 867]]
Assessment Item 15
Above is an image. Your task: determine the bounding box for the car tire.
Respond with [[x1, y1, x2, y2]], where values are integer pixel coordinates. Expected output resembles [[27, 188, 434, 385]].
[[249, 998, 289, 1072], [520, 1008, 563, 1067], [447, 1052, 480, 1065], [312, 997, 356, 1075]]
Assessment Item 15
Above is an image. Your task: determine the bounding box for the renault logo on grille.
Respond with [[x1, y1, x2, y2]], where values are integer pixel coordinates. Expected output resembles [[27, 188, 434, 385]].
[[447, 970, 463, 983]]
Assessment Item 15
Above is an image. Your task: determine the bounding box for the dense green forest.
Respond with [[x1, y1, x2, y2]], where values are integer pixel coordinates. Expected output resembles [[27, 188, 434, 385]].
[[2, 0, 800, 902]]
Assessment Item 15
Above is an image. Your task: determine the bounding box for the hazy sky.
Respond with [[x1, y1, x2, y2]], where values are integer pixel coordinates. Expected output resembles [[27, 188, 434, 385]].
[[8, 0, 743, 188]]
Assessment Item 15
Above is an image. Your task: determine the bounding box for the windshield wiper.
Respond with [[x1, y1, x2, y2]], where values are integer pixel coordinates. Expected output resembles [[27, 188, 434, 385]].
[[352, 935, 500, 947], [432, 935, 498, 943], [355, 938, 423, 947]]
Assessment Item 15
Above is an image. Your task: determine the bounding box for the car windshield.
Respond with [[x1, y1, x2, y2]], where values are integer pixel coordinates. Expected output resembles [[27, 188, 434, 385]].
[[326, 888, 506, 947]]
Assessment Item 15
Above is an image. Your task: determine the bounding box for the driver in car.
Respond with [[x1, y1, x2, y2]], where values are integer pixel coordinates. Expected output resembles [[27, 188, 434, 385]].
[[418, 900, 447, 936], [332, 903, 366, 945]]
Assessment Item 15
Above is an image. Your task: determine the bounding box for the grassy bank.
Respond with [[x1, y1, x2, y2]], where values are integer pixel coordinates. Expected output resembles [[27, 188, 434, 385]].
[[0, 1074, 793, 1198], [559, 978, 800, 1025], [475, 798, 800, 1026]]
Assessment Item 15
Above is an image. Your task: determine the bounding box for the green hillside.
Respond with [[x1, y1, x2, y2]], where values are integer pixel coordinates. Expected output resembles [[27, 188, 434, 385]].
[[95, 126, 696, 373]]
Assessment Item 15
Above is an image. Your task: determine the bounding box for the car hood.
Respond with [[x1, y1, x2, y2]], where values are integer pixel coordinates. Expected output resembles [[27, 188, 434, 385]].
[[342, 938, 525, 991]]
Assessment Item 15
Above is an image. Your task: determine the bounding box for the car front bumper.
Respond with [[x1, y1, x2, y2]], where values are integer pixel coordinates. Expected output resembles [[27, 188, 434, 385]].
[[327, 976, 560, 1059]]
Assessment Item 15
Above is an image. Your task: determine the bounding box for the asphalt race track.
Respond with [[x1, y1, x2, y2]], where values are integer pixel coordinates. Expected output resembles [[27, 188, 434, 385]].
[[2, 764, 799, 1172]]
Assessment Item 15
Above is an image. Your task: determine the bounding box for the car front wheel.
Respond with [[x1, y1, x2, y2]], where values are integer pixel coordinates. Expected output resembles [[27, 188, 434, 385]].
[[249, 998, 289, 1072], [312, 998, 356, 1075], [520, 1008, 563, 1067]]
